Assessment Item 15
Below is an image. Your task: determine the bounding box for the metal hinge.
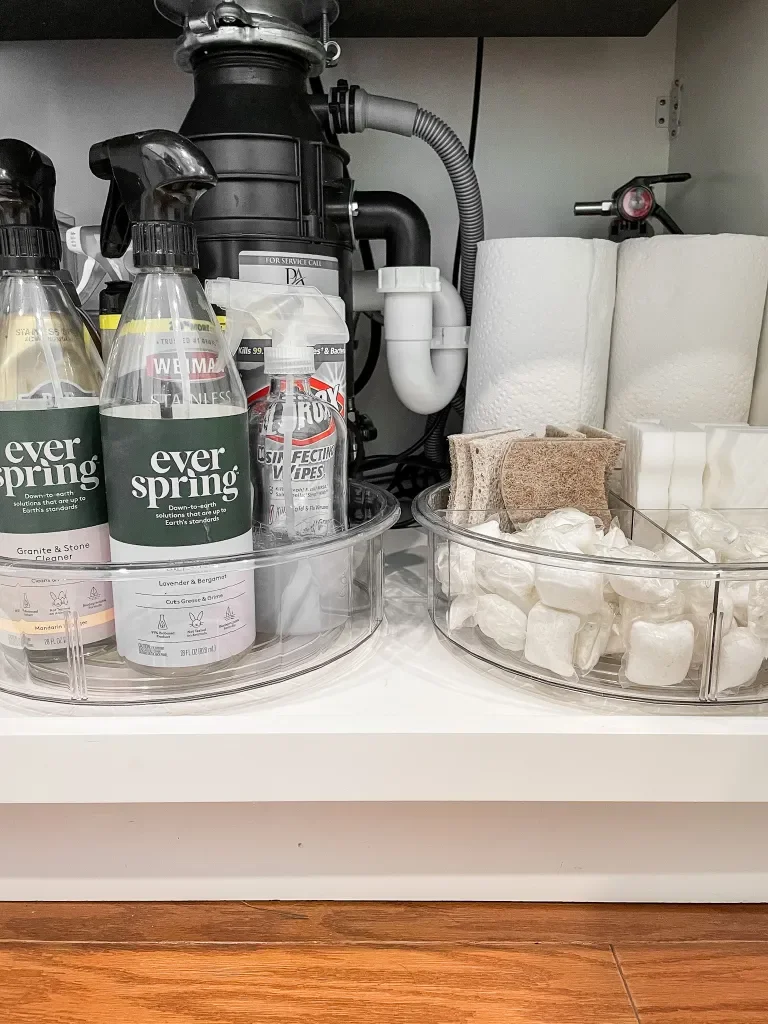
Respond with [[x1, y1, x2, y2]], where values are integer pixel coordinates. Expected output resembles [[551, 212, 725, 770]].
[[657, 79, 683, 139]]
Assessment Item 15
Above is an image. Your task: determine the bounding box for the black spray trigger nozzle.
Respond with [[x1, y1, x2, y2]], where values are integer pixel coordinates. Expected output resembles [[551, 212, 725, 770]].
[[89, 130, 218, 268], [0, 139, 61, 270]]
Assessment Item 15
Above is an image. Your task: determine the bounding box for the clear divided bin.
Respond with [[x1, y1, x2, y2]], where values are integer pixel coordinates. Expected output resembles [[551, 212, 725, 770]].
[[0, 481, 399, 704], [414, 483, 768, 705]]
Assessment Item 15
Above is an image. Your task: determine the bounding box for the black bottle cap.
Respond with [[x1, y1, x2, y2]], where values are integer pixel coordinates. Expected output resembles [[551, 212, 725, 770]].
[[0, 140, 60, 272], [89, 130, 217, 270], [99, 280, 132, 316]]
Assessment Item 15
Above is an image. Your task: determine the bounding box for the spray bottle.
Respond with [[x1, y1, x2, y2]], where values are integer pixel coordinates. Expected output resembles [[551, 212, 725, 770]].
[[253, 344, 347, 540], [90, 131, 255, 674], [251, 344, 349, 642], [0, 140, 113, 658]]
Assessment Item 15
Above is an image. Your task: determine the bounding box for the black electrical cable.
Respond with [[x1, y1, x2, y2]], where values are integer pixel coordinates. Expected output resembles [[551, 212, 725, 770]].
[[451, 37, 485, 290], [366, 455, 449, 475], [361, 415, 447, 472]]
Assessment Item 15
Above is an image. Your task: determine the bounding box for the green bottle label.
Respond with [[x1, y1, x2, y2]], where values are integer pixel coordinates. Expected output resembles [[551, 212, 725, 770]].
[[100, 411, 252, 548], [0, 406, 108, 535]]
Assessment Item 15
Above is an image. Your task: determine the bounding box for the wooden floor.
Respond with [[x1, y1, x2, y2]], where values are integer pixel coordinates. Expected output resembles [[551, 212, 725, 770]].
[[1, 903, 768, 1022]]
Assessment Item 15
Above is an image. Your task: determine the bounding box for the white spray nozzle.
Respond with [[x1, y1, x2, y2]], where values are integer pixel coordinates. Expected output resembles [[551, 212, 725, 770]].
[[264, 345, 315, 377], [204, 278, 348, 357]]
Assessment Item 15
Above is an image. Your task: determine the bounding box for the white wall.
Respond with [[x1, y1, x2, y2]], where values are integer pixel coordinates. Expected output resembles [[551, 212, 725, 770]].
[[668, 0, 768, 234], [0, 16, 678, 451]]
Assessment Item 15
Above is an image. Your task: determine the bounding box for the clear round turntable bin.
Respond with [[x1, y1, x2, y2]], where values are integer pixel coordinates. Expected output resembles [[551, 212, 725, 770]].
[[414, 483, 768, 706], [0, 482, 398, 705]]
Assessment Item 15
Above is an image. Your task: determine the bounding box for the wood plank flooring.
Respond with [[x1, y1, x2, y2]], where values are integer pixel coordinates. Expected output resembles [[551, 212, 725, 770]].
[[1, 903, 767, 1023]]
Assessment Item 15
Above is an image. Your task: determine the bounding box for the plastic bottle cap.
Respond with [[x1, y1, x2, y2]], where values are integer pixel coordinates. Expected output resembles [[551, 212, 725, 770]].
[[264, 345, 315, 377]]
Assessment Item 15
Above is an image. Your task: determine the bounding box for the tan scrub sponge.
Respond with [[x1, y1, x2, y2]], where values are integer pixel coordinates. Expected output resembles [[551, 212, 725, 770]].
[[448, 429, 522, 526], [468, 431, 524, 527], [501, 430, 625, 528]]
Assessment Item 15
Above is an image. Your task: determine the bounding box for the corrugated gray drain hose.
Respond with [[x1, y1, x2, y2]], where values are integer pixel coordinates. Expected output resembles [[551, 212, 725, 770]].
[[329, 85, 485, 318]]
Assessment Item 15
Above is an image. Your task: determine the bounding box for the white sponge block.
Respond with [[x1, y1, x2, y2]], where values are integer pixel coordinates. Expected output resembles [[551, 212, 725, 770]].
[[703, 426, 768, 509], [625, 618, 695, 689], [475, 593, 528, 652], [524, 602, 581, 678], [623, 421, 674, 515], [664, 421, 706, 510], [717, 627, 764, 693]]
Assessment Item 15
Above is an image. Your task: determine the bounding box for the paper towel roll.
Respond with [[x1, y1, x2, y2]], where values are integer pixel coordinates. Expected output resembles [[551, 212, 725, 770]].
[[605, 234, 768, 438], [749, 299, 768, 424], [464, 238, 617, 435]]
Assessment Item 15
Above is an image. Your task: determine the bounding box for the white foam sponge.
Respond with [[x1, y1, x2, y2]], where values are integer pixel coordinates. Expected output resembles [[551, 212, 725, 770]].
[[524, 602, 581, 678], [625, 619, 695, 689], [703, 427, 768, 509], [666, 421, 707, 510], [575, 603, 615, 674], [717, 627, 764, 693], [622, 421, 674, 519], [475, 593, 528, 652], [607, 545, 677, 604]]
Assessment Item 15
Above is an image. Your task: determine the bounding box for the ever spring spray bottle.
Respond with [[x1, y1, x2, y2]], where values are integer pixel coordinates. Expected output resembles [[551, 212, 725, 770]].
[[90, 131, 255, 676], [0, 140, 113, 661]]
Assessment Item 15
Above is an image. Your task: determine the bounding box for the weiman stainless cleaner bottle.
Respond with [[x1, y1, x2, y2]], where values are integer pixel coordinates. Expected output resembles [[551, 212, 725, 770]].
[[90, 131, 255, 676], [0, 140, 113, 661]]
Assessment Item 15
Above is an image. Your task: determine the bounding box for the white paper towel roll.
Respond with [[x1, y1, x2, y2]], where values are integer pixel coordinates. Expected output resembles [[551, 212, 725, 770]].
[[749, 299, 768, 425], [464, 238, 617, 435], [605, 234, 768, 438]]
